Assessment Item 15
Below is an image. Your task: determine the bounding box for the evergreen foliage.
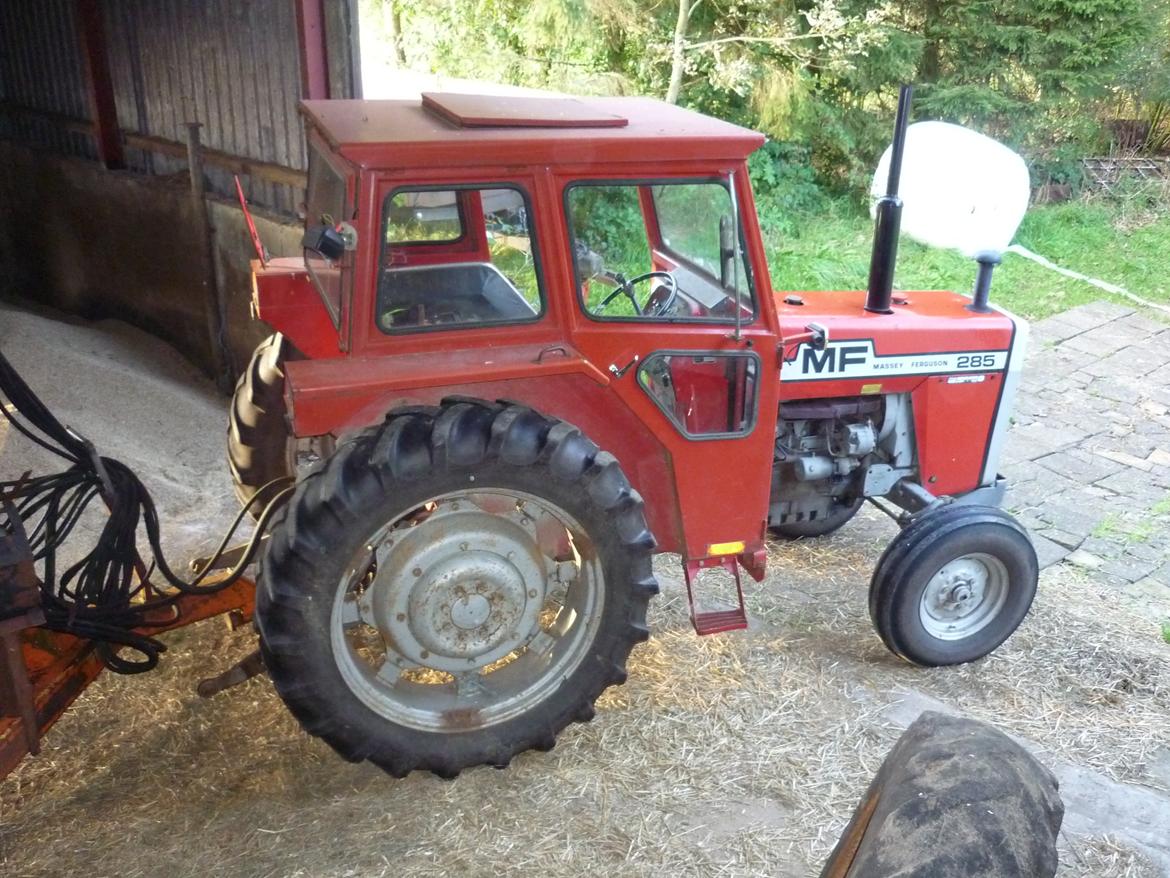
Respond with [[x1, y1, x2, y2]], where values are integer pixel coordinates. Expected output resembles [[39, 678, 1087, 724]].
[[365, 0, 1170, 197]]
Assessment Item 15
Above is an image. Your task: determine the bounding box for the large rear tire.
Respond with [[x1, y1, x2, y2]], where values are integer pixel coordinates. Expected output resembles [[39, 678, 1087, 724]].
[[820, 711, 1062, 877], [256, 399, 658, 778], [869, 504, 1038, 666], [227, 334, 297, 514]]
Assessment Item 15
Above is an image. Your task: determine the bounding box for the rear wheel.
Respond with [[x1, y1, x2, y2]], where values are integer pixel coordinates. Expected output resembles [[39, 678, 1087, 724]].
[[227, 334, 331, 516], [869, 504, 1037, 666], [256, 400, 658, 777]]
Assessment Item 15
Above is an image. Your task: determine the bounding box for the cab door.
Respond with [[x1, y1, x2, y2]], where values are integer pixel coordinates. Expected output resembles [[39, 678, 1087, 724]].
[[555, 170, 780, 563]]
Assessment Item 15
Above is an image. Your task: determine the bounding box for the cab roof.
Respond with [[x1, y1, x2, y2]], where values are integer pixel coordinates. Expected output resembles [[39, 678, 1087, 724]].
[[300, 93, 765, 170]]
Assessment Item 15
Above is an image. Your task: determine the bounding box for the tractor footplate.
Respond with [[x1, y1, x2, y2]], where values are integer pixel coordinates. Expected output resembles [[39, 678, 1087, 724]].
[[683, 556, 748, 635]]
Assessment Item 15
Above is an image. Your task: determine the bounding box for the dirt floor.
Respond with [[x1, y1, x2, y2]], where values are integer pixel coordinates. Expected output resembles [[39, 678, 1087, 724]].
[[2, 302, 1169, 878]]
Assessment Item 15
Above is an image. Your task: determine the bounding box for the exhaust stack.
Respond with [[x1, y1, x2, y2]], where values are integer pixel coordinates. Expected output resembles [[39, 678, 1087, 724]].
[[865, 84, 914, 314]]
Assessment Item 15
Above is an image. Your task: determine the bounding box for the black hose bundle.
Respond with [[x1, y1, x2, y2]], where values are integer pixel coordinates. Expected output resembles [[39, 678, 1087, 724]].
[[0, 347, 291, 673]]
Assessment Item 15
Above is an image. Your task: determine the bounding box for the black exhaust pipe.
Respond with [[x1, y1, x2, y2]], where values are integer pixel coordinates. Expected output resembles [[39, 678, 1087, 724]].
[[865, 84, 914, 314]]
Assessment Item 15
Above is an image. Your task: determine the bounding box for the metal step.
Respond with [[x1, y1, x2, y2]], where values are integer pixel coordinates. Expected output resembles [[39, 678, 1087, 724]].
[[683, 555, 748, 635]]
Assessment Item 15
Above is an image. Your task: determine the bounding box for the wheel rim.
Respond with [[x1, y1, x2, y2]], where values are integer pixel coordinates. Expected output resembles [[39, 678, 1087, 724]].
[[918, 552, 1009, 641], [330, 489, 604, 732]]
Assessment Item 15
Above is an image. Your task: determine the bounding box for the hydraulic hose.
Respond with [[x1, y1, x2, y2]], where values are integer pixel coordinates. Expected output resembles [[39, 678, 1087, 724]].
[[0, 347, 292, 673]]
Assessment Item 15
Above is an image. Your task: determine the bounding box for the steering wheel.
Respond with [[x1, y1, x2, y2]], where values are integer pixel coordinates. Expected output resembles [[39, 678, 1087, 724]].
[[595, 271, 679, 317]]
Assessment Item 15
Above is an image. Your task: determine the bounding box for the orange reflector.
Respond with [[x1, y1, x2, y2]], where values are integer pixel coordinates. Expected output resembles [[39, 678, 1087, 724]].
[[707, 540, 746, 557]]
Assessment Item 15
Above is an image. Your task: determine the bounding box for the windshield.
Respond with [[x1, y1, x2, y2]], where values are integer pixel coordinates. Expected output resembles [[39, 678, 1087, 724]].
[[565, 179, 753, 322]]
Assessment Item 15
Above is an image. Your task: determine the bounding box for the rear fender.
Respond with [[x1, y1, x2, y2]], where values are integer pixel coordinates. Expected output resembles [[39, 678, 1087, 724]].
[[251, 257, 343, 359]]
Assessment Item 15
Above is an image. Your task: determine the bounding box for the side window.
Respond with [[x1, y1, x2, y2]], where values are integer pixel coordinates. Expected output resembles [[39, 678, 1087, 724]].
[[304, 144, 350, 327], [654, 184, 734, 279], [377, 186, 543, 333], [566, 186, 653, 316], [566, 180, 754, 323]]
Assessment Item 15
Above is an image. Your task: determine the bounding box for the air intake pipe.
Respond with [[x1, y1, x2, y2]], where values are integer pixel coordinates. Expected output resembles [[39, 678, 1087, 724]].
[[865, 85, 914, 314]]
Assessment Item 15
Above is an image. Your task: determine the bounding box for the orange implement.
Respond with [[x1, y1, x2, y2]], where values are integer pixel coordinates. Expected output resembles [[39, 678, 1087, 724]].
[[0, 571, 255, 782]]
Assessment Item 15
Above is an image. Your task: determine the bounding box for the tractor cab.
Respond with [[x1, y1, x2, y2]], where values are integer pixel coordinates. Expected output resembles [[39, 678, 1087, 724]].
[[252, 92, 782, 601]]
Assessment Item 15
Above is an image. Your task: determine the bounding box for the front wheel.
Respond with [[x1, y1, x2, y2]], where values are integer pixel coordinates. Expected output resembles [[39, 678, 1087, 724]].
[[256, 400, 658, 778], [869, 504, 1038, 666]]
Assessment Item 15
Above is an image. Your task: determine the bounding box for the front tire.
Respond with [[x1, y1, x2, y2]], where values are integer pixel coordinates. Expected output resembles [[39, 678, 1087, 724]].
[[869, 504, 1038, 666], [256, 400, 658, 778]]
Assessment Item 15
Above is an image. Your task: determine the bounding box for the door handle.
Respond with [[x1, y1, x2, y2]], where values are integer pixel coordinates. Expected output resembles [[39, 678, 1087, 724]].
[[609, 354, 640, 379]]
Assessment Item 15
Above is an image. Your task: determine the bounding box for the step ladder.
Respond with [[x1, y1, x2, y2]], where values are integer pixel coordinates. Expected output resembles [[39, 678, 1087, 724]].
[[683, 555, 748, 635]]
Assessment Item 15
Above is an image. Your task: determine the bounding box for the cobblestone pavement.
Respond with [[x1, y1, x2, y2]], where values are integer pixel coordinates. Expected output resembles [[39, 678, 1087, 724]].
[[1004, 301, 1170, 601]]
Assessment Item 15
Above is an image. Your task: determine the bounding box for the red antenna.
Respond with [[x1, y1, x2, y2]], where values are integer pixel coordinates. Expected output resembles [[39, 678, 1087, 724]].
[[234, 175, 269, 267]]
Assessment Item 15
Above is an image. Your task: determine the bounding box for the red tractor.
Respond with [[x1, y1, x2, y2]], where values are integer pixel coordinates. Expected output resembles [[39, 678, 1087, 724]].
[[232, 89, 1037, 778]]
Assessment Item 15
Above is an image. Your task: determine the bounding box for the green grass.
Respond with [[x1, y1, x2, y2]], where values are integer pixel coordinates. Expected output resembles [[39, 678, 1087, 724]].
[[765, 198, 1170, 320], [1093, 513, 1157, 544]]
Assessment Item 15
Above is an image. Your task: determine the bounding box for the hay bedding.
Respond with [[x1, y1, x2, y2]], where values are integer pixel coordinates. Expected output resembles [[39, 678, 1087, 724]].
[[1, 303, 1167, 878]]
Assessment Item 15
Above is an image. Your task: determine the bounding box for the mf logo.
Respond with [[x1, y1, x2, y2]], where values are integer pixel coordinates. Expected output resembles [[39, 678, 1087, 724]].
[[801, 343, 868, 374], [783, 338, 1008, 382]]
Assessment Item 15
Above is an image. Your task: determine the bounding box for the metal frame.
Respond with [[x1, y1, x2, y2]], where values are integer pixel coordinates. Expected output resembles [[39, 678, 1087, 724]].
[[0, 568, 256, 781]]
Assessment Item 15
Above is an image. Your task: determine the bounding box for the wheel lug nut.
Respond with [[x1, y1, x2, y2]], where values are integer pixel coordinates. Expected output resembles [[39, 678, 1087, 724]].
[[412, 567, 422, 577], [528, 589, 538, 599], [396, 613, 406, 622], [460, 542, 469, 551]]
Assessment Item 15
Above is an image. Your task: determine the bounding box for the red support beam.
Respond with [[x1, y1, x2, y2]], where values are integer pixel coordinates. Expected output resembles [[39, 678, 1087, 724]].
[[75, 0, 124, 169], [295, 0, 330, 100]]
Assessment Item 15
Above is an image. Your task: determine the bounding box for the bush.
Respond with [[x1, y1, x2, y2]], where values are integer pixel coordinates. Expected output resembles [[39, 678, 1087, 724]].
[[748, 141, 829, 237]]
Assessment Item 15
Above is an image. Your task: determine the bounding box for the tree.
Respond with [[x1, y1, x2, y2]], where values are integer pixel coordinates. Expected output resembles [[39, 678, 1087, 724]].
[[895, 0, 1157, 140], [666, 0, 698, 104]]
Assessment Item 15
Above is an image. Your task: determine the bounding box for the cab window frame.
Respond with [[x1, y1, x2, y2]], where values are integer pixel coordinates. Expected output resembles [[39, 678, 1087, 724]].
[[376, 181, 548, 336], [636, 349, 762, 440], [563, 176, 758, 325], [303, 139, 356, 330]]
